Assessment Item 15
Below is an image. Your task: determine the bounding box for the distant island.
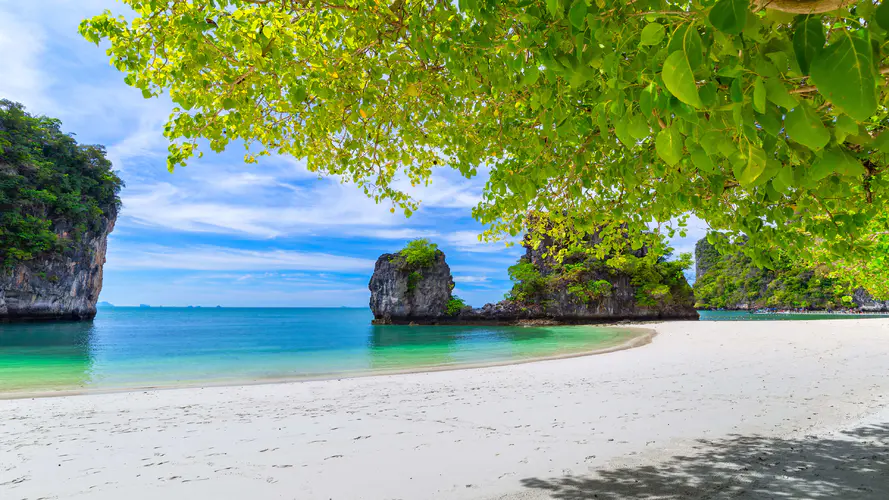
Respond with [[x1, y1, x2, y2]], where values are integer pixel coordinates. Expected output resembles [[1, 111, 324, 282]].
[[97, 301, 115, 308], [368, 231, 698, 325], [694, 238, 889, 312]]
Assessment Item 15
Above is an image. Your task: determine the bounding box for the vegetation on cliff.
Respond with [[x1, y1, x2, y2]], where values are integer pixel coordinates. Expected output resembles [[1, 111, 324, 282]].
[[389, 239, 449, 293], [0, 100, 122, 267], [693, 238, 858, 310], [507, 233, 694, 311]]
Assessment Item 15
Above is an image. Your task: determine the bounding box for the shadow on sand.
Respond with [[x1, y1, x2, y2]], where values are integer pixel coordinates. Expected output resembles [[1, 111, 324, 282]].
[[519, 422, 889, 499]]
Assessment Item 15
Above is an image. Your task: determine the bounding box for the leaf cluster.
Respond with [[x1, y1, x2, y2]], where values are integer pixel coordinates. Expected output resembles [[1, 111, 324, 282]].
[[81, 0, 889, 268]]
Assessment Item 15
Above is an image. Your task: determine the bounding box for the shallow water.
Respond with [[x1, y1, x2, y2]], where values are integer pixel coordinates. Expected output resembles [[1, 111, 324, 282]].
[[0, 307, 642, 395], [698, 310, 889, 321]]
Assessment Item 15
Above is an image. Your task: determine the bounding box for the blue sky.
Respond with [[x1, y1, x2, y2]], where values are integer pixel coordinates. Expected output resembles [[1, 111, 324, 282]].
[[0, 0, 708, 307]]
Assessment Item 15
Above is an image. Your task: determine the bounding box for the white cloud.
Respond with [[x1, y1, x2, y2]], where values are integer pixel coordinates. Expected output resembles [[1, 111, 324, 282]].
[[453, 275, 489, 284], [0, 10, 50, 110], [443, 230, 520, 253], [106, 244, 375, 272], [118, 180, 401, 238]]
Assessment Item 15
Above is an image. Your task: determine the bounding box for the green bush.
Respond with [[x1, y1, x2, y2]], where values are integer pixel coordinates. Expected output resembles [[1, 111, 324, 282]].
[[399, 238, 439, 268], [446, 295, 467, 315], [406, 271, 423, 291], [0, 100, 122, 267], [506, 258, 549, 302]]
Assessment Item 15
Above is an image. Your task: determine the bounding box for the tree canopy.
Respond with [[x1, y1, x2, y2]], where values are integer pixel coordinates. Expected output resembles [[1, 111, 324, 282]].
[[80, 0, 889, 291]]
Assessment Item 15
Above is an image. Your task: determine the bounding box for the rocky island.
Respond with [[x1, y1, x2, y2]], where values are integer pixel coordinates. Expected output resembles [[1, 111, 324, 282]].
[[0, 100, 121, 321], [369, 233, 699, 325], [694, 237, 889, 312]]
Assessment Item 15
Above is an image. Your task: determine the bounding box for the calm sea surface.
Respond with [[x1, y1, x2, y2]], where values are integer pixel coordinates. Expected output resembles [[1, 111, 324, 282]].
[[4, 308, 884, 396], [0, 308, 642, 395]]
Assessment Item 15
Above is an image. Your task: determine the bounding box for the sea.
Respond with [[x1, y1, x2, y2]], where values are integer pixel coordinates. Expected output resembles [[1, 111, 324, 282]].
[[1, 307, 885, 396]]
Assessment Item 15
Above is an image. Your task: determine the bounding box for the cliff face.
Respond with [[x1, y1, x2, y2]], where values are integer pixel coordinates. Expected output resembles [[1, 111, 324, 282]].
[[693, 238, 888, 311], [0, 207, 116, 321], [368, 251, 454, 324]]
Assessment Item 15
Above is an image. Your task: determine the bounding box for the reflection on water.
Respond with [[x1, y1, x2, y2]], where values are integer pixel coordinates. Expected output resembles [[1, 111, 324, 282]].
[[0, 321, 96, 392]]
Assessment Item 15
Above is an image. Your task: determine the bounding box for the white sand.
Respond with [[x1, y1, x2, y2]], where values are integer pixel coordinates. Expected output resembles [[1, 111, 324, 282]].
[[2, 319, 888, 499]]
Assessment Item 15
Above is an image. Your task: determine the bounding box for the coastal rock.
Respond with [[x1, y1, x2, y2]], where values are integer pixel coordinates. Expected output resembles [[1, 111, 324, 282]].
[[694, 237, 889, 311], [368, 251, 454, 324], [460, 238, 697, 324], [0, 207, 116, 321], [369, 233, 698, 325], [853, 288, 889, 312]]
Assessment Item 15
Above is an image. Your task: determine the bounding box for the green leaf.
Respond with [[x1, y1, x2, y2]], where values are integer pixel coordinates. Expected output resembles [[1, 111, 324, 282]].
[[691, 147, 716, 173], [752, 77, 766, 114], [568, 0, 587, 30], [546, 0, 562, 18], [628, 114, 650, 139], [640, 23, 665, 46], [785, 103, 829, 151], [730, 78, 743, 103], [613, 119, 635, 148], [810, 31, 877, 121], [811, 148, 865, 182], [876, 1, 889, 31], [667, 25, 703, 69], [872, 130, 889, 153], [774, 165, 794, 191], [834, 114, 857, 143], [709, 0, 748, 35], [662, 50, 702, 108], [792, 17, 824, 75], [738, 144, 767, 187], [763, 78, 799, 110], [656, 126, 684, 166], [640, 83, 655, 117], [523, 65, 540, 86]]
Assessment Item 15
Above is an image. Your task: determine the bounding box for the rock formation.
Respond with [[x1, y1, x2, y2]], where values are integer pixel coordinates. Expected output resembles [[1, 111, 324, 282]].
[[0, 207, 117, 321], [368, 234, 699, 325], [693, 237, 889, 311], [369, 250, 454, 324], [1, 100, 121, 322]]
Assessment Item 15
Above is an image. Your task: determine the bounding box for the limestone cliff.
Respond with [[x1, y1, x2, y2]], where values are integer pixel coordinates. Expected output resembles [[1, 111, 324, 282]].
[[0, 206, 116, 321], [0, 100, 121, 321], [693, 238, 888, 311], [368, 235, 698, 325], [369, 251, 454, 324]]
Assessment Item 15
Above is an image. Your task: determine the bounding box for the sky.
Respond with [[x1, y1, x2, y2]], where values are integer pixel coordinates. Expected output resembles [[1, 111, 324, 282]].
[[0, 0, 708, 307]]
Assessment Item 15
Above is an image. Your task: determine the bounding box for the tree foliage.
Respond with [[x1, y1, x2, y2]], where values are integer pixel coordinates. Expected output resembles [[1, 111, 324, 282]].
[[398, 238, 439, 268], [0, 100, 122, 267], [81, 0, 889, 275], [693, 237, 859, 309]]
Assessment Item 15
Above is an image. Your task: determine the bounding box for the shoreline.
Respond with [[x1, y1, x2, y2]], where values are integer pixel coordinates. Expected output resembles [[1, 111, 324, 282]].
[[3, 319, 888, 500], [0, 326, 656, 401]]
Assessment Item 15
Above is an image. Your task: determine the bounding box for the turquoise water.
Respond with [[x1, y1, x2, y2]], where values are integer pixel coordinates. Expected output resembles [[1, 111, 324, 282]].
[[0, 308, 642, 395], [698, 310, 889, 321]]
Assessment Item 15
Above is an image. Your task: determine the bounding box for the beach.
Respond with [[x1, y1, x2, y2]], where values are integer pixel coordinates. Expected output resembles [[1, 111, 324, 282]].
[[2, 319, 888, 499]]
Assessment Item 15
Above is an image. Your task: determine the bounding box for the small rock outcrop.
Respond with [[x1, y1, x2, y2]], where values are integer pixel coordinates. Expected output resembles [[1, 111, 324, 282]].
[[369, 250, 454, 324], [0, 207, 117, 321]]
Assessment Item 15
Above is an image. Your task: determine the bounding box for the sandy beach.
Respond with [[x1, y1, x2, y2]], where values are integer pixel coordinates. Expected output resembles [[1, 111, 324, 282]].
[[2, 319, 888, 499]]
